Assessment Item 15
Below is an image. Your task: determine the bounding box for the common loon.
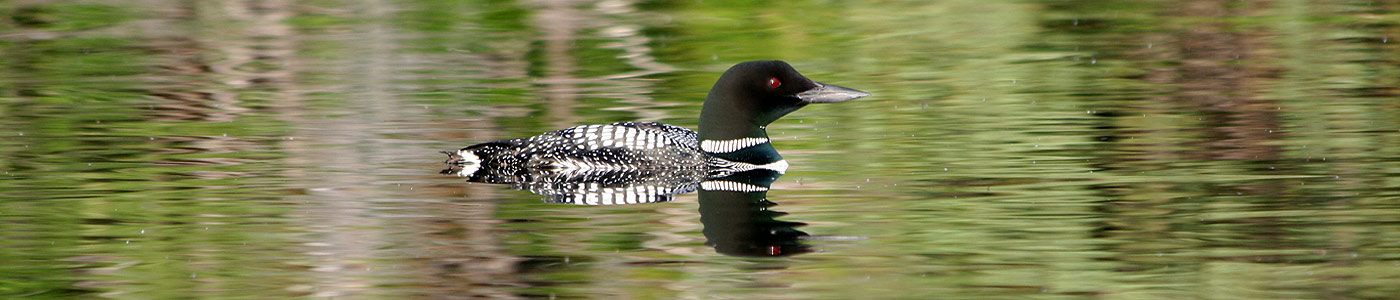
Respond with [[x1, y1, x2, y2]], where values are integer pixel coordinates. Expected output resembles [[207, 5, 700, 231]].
[[443, 60, 868, 176]]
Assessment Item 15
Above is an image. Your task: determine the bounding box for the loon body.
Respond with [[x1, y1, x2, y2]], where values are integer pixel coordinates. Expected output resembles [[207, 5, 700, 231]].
[[445, 60, 868, 178]]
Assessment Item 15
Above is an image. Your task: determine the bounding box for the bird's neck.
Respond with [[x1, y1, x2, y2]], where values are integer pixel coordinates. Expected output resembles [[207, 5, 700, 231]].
[[697, 96, 788, 165]]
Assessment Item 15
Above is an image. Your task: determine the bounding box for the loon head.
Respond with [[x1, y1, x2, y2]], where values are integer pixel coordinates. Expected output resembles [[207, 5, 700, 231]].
[[698, 61, 869, 163]]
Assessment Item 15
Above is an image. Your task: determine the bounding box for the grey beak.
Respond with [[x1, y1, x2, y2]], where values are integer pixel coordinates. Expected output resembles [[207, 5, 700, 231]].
[[796, 82, 870, 103]]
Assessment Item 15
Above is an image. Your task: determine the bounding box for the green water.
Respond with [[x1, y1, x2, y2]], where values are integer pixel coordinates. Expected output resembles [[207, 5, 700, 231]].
[[2, 0, 1399, 299]]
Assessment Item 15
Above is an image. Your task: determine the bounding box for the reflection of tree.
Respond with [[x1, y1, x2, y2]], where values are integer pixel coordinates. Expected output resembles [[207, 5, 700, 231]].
[[1143, 1, 1282, 162], [1136, 0, 1295, 246], [144, 9, 258, 178], [1019, 0, 1288, 296], [256, 0, 529, 297], [0, 0, 294, 297], [207, 0, 377, 297], [528, 0, 678, 129], [1038, 0, 1400, 296]]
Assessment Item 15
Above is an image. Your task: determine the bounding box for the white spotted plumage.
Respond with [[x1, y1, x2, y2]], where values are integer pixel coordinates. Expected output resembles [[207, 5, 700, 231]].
[[449, 122, 737, 177], [564, 123, 686, 152]]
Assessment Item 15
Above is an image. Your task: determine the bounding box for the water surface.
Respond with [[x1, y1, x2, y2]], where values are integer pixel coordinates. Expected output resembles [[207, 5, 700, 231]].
[[2, 0, 1399, 299]]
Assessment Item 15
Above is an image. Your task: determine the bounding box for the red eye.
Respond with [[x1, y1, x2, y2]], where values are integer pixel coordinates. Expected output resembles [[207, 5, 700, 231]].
[[767, 77, 781, 88]]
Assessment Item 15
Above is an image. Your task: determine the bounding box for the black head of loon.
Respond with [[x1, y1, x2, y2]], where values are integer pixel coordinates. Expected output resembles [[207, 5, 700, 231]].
[[697, 60, 869, 164]]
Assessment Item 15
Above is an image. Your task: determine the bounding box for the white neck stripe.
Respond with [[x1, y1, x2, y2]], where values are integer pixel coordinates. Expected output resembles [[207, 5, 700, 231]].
[[700, 180, 769, 192], [700, 137, 769, 153]]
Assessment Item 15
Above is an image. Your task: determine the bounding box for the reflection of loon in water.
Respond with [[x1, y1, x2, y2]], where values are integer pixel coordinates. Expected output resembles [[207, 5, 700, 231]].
[[697, 170, 812, 256], [441, 163, 711, 205], [441, 61, 868, 256], [442, 165, 811, 256]]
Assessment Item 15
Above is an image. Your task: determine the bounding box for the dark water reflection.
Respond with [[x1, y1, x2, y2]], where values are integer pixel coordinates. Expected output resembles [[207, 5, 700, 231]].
[[447, 160, 811, 257], [697, 170, 812, 257], [3, 0, 1400, 299]]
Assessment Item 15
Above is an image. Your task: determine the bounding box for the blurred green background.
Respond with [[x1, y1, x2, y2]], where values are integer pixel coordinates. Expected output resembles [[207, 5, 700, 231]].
[[1, 0, 1398, 299]]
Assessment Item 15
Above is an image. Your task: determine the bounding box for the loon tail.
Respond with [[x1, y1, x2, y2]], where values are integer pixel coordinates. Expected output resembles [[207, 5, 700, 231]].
[[443, 139, 514, 164], [440, 147, 485, 177], [441, 150, 465, 164], [441, 140, 518, 177]]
